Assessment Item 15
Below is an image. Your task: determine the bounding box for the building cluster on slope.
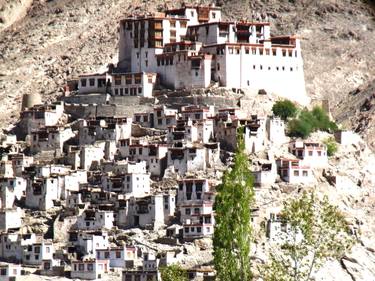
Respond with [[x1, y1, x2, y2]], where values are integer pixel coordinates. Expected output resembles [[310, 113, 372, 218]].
[[0, 92, 345, 280], [0, 3, 356, 281]]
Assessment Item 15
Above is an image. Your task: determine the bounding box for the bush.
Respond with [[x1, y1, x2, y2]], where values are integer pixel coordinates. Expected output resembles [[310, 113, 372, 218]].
[[288, 106, 338, 138], [311, 106, 338, 133], [272, 100, 297, 121], [324, 137, 338, 156], [288, 118, 312, 139], [160, 264, 188, 281]]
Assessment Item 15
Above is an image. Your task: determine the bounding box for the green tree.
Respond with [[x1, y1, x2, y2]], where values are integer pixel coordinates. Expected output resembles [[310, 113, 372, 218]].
[[160, 264, 188, 281], [288, 107, 338, 138], [213, 128, 254, 281], [311, 107, 337, 133], [272, 100, 298, 121], [262, 192, 354, 281], [323, 137, 338, 156]]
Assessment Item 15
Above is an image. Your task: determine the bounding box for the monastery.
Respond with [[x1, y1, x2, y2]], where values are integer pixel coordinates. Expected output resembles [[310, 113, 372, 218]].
[[0, 3, 357, 281]]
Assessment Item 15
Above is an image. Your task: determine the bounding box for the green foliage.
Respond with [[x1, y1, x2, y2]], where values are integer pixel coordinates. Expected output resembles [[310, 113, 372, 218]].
[[288, 106, 338, 139], [272, 99, 298, 121], [160, 264, 188, 281], [213, 127, 255, 281], [262, 192, 354, 281], [323, 137, 338, 156]]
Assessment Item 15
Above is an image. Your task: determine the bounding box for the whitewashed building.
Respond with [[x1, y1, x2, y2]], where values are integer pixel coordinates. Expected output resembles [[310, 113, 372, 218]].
[[76, 209, 115, 231], [78, 73, 110, 94], [96, 246, 137, 268], [25, 177, 61, 211], [276, 158, 314, 184], [20, 102, 65, 135], [22, 241, 54, 266], [78, 117, 132, 145], [167, 143, 220, 176], [70, 230, 110, 256], [117, 193, 175, 230], [177, 179, 215, 239], [111, 71, 157, 97], [71, 257, 109, 280], [29, 125, 75, 154], [0, 177, 26, 209], [0, 263, 22, 280], [102, 172, 151, 198], [118, 141, 168, 177], [289, 141, 328, 168], [117, 4, 307, 104]]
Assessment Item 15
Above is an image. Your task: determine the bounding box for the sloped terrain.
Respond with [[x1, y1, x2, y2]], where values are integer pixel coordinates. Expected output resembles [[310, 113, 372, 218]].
[[0, 0, 374, 130], [335, 80, 375, 148]]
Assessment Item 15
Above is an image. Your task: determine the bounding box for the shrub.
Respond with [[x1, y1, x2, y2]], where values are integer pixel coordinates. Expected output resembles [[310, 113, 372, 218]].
[[272, 100, 297, 121], [288, 118, 312, 139], [288, 106, 338, 138], [324, 137, 338, 156], [160, 264, 188, 281], [311, 106, 338, 133]]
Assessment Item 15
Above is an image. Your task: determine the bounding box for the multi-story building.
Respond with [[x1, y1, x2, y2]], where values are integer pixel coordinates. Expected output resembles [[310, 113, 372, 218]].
[[117, 4, 307, 104], [177, 179, 215, 239]]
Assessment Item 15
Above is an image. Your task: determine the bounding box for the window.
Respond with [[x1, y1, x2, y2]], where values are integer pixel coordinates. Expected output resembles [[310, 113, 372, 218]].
[[212, 12, 216, 19], [194, 208, 200, 214], [34, 246, 40, 253], [46, 246, 50, 253], [114, 76, 121, 85], [309, 151, 313, 156], [116, 251, 121, 258], [228, 48, 233, 54], [78, 264, 84, 271], [290, 67, 293, 71], [80, 79, 87, 87], [35, 254, 39, 260], [293, 170, 299, 176], [0, 269, 6, 275], [170, 21, 176, 28], [105, 252, 110, 259], [114, 89, 118, 95], [120, 88, 124, 96], [125, 88, 129, 95], [87, 263, 93, 271], [125, 75, 132, 85], [245, 48, 249, 54], [197, 227, 202, 233], [43, 262, 50, 270], [303, 170, 308, 177], [260, 65, 263, 70], [185, 227, 189, 233], [138, 87, 142, 94], [89, 78, 95, 86], [185, 208, 191, 215], [136, 52, 139, 59], [318, 151, 322, 156], [217, 63, 220, 71], [190, 11, 194, 17]]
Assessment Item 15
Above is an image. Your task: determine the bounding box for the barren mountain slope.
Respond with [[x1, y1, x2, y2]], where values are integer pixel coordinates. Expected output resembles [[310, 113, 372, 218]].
[[0, 0, 374, 131], [335, 80, 375, 148]]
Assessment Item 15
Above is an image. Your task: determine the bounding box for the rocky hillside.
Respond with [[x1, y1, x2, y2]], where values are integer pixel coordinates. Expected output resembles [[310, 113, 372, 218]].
[[0, 0, 374, 131], [335, 80, 375, 149]]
